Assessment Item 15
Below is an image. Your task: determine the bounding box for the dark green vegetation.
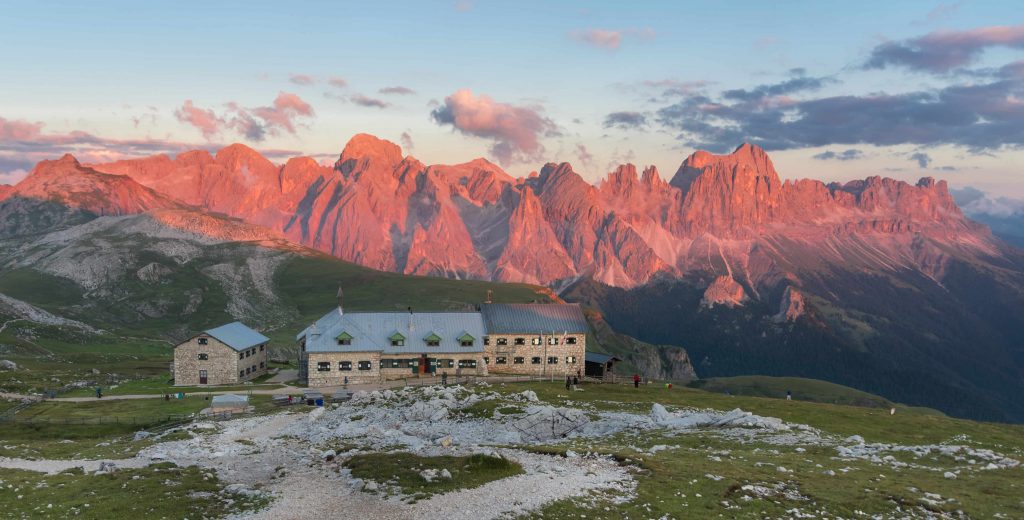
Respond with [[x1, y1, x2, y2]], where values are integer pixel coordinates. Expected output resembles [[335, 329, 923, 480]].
[[566, 266, 1024, 423], [0, 463, 268, 519], [345, 453, 523, 498], [504, 382, 1024, 519], [690, 375, 898, 409]]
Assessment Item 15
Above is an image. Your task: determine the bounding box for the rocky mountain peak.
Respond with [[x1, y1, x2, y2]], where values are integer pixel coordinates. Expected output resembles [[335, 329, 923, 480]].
[[336, 133, 404, 175], [701, 275, 749, 308]]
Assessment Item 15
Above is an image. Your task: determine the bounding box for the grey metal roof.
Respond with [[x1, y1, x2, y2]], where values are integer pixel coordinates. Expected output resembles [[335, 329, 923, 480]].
[[480, 303, 589, 334], [586, 352, 619, 364], [204, 322, 269, 352], [299, 309, 486, 354]]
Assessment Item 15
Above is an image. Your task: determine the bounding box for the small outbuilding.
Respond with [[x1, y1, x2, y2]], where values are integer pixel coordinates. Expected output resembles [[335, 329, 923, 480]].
[[584, 352, 621, 379], [173, 322, 269, 386]]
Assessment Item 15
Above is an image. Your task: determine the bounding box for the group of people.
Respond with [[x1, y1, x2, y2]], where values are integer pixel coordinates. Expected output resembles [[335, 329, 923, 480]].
[[564, 370, 582, 391]]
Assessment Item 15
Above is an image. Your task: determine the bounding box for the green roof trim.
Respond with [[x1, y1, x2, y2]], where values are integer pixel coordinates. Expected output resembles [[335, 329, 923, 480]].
[[335, 331, 354, 341], [388, 331, 406, 341], [457, 332, 476, 342], [423, 332, 442, 342]]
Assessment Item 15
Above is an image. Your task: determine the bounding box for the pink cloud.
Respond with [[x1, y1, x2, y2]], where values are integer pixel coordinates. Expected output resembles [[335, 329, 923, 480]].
[[174, 100, 225, 139], [430, 89, 556, 165], [289, 73, 316, 85], [328, 77, 348, 89], [350, 93, 390, 109], [176, 93, 315, 142], [0, 117, 44, 141], [379, 86, 417, 95], [866, 24, 1024, 72], [570, 27, 656, 51]]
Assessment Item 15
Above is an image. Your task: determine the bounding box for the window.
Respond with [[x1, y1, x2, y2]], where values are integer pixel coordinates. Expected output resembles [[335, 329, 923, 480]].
[[337, 332, 354, 346], [548, 337, 560, 345], [239, 353, 244, 360], [531, 357, 541, 365], [239, 370, 245, 377], [513, 356, 524, 364], [339, 361, 352, 371], [245, 350, 251, 358], [245, 367, 251, 374], [259, 345, 264, 351], [531, 337, 542, 346], [439, 359, 454, 368], [566, 337, 578, 345], [424, 333, 442, 347], [251, 365, 256, 372], [566, 356, 577, 364], [197, 353, 208, 360], [483, 337, 490, 346], [458, 359, 477, 369], [514, 337, 525, 345], [427, 340, 440, 347], [483, 357, 490, 364], [496, 356, 507, 365], [260, 361, 265, 368], [547, 356, 558, 364], [357, 361, 371, 371], [317, 362, 331, 372], [338, 338, 351, 346], [460, 339, 474, 347], [391, 339, 404, 347], [381, 359, 406, 369], [198, 337, 208, 345], [497, 338, 508, 346]]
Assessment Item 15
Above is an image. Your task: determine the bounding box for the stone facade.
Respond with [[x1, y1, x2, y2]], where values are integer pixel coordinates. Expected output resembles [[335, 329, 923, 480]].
[[173, 333, 268, 386], [483, 333, 585, 378], [304, 351, 487, 387]]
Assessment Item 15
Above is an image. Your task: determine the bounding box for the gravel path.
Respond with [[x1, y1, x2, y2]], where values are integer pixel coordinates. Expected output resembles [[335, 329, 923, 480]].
[[0, 456, 150, 474]]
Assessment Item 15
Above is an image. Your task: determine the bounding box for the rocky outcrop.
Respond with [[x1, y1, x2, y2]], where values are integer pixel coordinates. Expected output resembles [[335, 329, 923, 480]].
[[701, 276, 748, 308], [773, 286, 806, 323], [1, 134, 994, 294]]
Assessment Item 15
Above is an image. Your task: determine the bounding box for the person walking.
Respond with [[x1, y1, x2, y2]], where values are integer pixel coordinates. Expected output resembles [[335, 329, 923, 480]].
[[633, 374, 641, 389], [565, 375, 572, 390], [572, 375, 579, 391], [441, 371, 448, 386], [95, 387, 103, 399], [786, 390, 792, 401]]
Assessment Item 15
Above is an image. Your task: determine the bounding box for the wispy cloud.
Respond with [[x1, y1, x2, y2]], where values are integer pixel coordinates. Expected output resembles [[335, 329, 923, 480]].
[[328, 77, 348, 89], [350, 94, 391, 109], [379, 86, 417, 95], [569, 27, 656, 51], [289, 74, 316, 86], [812, 149, 864, 161], [865, 24, 1024, 73], [175, 92, 315, 142], [910, 151, 932, 168], [400, 131, 414, 151], [575, 143, 594, 169], [431, 89, 556, 165], [603, 111, 647, 130]]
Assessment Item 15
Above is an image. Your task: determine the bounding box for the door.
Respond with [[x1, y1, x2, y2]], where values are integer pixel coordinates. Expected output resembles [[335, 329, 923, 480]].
[[199, 370, 208, 384], [418, 355, 428, 374]]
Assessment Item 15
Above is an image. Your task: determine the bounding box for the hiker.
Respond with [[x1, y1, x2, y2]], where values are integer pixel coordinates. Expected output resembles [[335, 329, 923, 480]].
[[572, 375, 579, 390], [343, 376, 349, 389], [565, 375, 572, 390], [164, 394, 170, 402], [441, 371, 448, 386], [576, 368, 582, 380], [633, 374, 641, 389], [95, 387, 102, 399], [786, 390, 792, 401]]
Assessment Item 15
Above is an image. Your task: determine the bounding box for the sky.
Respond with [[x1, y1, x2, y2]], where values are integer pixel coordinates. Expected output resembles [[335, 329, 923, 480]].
[[1, 0, 1022, 204]]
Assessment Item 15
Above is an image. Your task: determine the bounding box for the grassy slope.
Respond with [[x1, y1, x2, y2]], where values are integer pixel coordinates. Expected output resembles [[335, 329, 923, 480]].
[[504, 382, 1024, 519], [690, 375, 901, 409]]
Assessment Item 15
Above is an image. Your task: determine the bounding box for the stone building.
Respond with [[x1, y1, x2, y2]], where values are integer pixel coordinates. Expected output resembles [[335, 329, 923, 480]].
[[173, 322, 269, 386], [297, 297, 589, 387], [480, 303, 587, 378], [297, 310, 487, 386]]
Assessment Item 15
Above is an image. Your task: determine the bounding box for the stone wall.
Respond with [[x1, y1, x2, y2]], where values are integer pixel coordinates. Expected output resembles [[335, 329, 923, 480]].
[[483, 333, 585, 378], [305, 352, 488, 387], [173, 334, 269, 386]]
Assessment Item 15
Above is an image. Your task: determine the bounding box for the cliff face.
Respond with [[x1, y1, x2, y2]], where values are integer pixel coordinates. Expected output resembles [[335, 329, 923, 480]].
[[8, 135, 1002, 297]]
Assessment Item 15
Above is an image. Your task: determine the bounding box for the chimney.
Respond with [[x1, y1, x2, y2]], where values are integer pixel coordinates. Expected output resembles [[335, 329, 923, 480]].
[[485, 289, 493, 304], [336, 285, 345, 316], [408, 306, 414, 332]]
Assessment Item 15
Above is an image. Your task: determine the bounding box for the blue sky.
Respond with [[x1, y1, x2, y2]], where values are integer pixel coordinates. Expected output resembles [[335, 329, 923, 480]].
[[1, 0, 1022, 199]]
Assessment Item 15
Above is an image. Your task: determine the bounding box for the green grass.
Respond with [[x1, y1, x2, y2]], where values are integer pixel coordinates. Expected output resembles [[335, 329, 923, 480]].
[[345, 453, 523, 498], [498, 381, 1024, 519], [689, 375, 898, 409], [0, 463, 268, 519], [61, 374, 285, 397]]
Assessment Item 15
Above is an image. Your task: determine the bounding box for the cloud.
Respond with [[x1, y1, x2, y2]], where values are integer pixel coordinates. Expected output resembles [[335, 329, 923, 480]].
[[289, 74, 316, 86], [569, 27, 656, 51], [654, 67, 1024, 153], [431, 89, 556, 165], [454, 0, 473, 12], [812, 148, 864, 161], [328, 77, 348, 89], [575, 144, 594, 169], [400, 131, 414, 151], [175, 92, 315, 142], [350, 94, 390, 109], [865, 24, 1024, 73], [910, 152, 932, 168], [379, 86, 417, 95], [0, 115, 310, 185], [951, 186, 1024, 217], [603, 111, 647, 130], [721, 74, 834, 102], [175, 100, 225, 139]]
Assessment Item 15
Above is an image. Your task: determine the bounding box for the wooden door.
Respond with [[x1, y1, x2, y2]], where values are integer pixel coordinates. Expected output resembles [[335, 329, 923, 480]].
[[199, 370, 208, 384]]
